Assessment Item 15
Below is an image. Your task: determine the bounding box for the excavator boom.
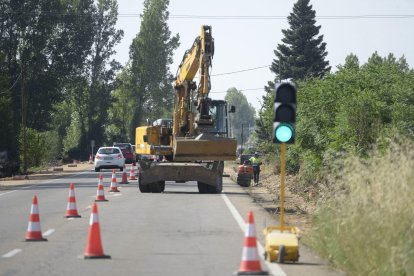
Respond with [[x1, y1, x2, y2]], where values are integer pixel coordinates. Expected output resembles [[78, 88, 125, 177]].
[[173, 26, 236, 161]]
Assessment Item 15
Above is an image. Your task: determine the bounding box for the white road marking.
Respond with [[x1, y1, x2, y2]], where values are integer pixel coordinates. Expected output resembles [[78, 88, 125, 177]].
[[67, 217, 75, 221], [2, 249, 22, 258], [1, 169, 93, 196], [42, 229, 55, 237], [0, 190, 17, 197], [21, 185, 33, 189], [221, 193, 287, 276]]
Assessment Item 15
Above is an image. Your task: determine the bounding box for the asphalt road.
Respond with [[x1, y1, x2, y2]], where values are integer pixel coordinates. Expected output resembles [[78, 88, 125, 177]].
[[0, 166, 343, 276]]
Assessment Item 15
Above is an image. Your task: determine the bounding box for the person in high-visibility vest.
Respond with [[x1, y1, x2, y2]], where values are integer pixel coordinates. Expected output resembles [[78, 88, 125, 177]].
[[249, 152, 262, 185]]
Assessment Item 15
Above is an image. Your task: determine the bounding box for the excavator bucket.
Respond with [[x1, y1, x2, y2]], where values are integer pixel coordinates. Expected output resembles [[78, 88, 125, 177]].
[[173, 133, 237, 161]]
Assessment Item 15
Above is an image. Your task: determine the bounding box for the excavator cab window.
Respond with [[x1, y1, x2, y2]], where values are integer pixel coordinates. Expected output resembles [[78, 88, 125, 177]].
[[208, 100, 228, 137]]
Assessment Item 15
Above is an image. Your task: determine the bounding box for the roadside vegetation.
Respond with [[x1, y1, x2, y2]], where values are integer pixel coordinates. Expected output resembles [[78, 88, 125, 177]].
[[0, 0, 177, 172], [255, 33, 414, 276], [251, 0, 414, 274], [307, 139, 414, 275]]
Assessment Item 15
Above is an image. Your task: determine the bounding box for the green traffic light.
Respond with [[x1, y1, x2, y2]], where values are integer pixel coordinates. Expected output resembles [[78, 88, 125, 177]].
[[275, 124, 293, 143]]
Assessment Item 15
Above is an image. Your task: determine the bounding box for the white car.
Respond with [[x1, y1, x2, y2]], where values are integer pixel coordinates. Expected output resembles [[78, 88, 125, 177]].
[[94, 147, 125, 172]]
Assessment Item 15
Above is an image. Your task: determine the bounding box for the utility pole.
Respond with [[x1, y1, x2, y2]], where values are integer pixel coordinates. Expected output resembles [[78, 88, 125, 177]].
[[21, 56, 27, 173], [240, 124, 244, 155]]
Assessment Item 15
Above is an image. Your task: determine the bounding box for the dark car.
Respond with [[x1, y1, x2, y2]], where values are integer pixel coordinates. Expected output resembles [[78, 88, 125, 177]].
[[113, 143, 136, 164], [0, 150, 19, 177]]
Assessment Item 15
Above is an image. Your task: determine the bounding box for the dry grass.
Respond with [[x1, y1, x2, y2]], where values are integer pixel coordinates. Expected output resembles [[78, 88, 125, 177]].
[[308, 140, 414, 275]]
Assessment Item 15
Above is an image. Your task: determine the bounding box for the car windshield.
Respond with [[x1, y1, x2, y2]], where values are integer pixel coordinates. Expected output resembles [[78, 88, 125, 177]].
[[98, 148, 120, 154]]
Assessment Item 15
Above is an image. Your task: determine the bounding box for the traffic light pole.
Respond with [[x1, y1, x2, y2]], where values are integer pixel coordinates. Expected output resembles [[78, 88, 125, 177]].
[[279, 143, 286, 232], [262, 81, 300, 262]]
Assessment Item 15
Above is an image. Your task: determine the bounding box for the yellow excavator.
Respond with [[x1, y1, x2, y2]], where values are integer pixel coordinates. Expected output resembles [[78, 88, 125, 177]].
[[135, 25, 237, 193]]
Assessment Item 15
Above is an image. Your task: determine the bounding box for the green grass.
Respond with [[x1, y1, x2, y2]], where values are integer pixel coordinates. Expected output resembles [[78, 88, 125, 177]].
[[308, 140, 414, 275]]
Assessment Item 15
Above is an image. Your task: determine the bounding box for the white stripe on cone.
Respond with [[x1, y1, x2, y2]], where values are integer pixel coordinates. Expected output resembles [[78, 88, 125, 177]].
[[31, 204, 39, 214], [67, 202, 76, 209], [27, 222, 41, 232], [246, 223, 256, 236], [241, 247, 261, 261], [89, 212, 99, 225], [97, 189, 104, 196]]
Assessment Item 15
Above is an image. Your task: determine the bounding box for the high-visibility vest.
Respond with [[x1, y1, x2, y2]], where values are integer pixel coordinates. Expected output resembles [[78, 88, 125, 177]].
[[249, 156, 261, 166]]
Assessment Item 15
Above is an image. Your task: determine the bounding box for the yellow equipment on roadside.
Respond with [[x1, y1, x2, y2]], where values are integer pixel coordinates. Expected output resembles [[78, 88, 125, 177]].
[[135, 26, 237, 194], [263, 226, 300, 263], [263, 143, 300, 263]]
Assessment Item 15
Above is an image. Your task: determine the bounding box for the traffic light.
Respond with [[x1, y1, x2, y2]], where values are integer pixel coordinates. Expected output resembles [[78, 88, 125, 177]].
[[272, 82, 296, 144]]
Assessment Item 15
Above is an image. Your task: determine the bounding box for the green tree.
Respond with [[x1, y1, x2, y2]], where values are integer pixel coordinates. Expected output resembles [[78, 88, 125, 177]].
[[106, 66, 136, 142], [58, 0, 123, 159], [271, 0, 330, 80], [0, 53, 12, 152], [296, 52, 414, 184], [225, 88, 255, 147], [84, 0, 124, 152], [0, 0, 75, 171], [0, 0, 123, 165], [257, 51, 414, 184], [129, 0, 179, 139]]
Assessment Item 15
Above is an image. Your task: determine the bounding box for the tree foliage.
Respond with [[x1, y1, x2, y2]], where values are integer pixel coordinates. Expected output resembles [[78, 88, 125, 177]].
[[224, 88, 255, 146], [0, 53, 12, 151], [105, 66, 136, 142], [271, 0, 330, 81], [128, 0, 179, 139], [259, 52, 414, 184], [0, 0, 123, 169]]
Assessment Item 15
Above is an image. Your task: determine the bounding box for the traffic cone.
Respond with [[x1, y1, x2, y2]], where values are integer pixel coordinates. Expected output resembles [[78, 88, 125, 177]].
[[84, 203, 110, 259], [237, 211, 268, 275], [120, 164, 129, 184], [129, 163, 137, 180], [65, 183, 81, 218], [25, 195, 47, 241], [95, 174, 108, 202], [109, 169, 120, 192], [88, 154, 93, 164]]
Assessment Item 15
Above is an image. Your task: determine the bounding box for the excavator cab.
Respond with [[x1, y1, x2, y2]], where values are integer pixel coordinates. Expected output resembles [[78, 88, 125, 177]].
[[207, 100, 232, 138], [173, 99, 236, 161]]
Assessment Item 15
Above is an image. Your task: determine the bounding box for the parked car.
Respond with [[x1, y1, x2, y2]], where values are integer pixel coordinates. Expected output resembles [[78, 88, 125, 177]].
[[94, 147, 125, 172], [113, 143, 136, 164], [0, 150, 19, 177]]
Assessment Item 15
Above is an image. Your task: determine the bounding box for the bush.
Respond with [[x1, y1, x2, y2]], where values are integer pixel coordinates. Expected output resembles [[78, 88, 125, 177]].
[[19, 128, 60, 169], [308, 139, 414, 275]]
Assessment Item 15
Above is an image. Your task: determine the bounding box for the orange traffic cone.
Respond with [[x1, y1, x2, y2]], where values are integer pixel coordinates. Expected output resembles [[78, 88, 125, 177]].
[[109, 170, 120, 192], [65, 183, 81, 218], [25, 195, 47, 241], [95, 174, 108, 202], [84, 203, 110, 259], [120, 164, 129, 184], [129, 163, 137, 180], [237, 211, 268, 275]]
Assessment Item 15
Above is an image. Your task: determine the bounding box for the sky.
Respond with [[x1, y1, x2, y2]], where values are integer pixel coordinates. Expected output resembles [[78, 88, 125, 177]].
[[114, 0, 414, 112]]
